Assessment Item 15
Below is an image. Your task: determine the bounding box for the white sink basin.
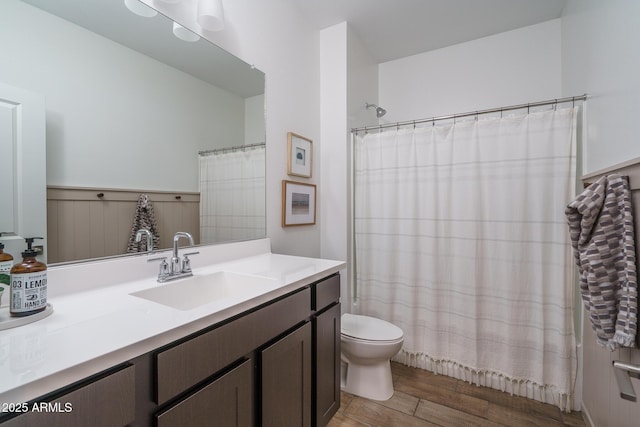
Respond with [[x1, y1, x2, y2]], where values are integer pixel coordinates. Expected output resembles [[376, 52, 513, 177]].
[[130, 271, 278, 310]]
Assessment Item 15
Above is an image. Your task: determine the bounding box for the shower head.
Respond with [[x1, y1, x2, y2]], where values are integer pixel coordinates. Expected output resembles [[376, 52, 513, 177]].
[[365, 102, 387, 118]]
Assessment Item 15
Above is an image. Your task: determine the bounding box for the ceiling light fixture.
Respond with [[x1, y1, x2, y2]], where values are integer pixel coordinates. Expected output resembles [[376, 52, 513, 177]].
[[197, 0, 225, 32], [124, 0, 158, 17], [172, 22, 201, 42]]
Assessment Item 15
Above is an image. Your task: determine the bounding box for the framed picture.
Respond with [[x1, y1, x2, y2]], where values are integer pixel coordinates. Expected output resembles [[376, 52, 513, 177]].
[[287, 132, 313, 178], [282, 180, 316, 226]]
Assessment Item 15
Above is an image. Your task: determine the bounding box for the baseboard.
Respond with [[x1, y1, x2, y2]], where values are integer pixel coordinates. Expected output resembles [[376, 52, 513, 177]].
[[581, 403, 595, 427]]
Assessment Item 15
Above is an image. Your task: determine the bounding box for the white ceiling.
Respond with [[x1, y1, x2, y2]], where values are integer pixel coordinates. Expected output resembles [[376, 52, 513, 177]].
[[290, 0, 567, 63]]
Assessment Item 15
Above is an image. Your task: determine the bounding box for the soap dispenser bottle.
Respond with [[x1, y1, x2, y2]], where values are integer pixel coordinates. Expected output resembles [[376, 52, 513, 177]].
[[10, 237, 47, 317]]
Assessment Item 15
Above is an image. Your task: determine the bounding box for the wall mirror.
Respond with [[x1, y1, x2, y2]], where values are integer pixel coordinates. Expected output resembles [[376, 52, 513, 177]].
[[1, 0, 266, 264]]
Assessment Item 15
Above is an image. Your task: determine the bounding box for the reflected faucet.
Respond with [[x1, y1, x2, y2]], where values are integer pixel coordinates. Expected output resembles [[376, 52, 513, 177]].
[[135, 229, 154, 252]]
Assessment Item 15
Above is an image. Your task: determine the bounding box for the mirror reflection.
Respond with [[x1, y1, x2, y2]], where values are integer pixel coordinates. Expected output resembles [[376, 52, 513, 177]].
[[0, 0, 266, 264]]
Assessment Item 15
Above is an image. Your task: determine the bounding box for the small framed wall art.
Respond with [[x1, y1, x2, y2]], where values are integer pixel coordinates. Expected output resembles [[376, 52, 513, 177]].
[[287, 132, 312, 178], [282, 180, 316, 227]]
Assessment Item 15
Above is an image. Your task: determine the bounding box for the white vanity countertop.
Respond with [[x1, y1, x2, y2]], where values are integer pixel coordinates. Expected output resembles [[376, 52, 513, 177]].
[[0, 241, 345, 404]]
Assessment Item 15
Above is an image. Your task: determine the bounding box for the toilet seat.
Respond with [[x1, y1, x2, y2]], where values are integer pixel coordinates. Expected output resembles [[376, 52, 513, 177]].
[[341, 313, 403, 342]]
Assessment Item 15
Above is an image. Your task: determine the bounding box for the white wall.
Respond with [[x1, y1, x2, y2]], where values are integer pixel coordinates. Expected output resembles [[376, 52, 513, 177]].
[[0, 0, 245, 193], [379, 19, 562, 123], [319, 23, 349, 309], [146, 0, 322, 257], [562, 0, 640, 174], [562, 1, 640, 425], [320, 22, 347, 266], [318, 23, 379, 311], [347, 28, 380, 130]]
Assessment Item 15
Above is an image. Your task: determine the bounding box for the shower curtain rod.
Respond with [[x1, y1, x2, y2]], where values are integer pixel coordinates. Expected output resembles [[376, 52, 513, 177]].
[[198, 142, 265, 156], [350, 94, 588, 134]]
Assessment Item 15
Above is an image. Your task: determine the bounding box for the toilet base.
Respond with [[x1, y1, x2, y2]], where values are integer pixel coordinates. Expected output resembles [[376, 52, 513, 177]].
[[341, 358, 394, 401]]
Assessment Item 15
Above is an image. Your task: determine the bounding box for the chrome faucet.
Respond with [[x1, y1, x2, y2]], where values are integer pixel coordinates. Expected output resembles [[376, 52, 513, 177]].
[[135, 229, 154, 252], [171, 232, 194, 274], [148, 231, 199, 283]]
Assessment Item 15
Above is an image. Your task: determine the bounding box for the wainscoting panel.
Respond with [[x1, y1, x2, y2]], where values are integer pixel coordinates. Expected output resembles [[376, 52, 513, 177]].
[[47, 187, 199, 264]]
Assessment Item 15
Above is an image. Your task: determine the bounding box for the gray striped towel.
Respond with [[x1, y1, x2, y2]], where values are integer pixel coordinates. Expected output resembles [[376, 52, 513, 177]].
[[566, 173, 638, 350], [127, 194, 160, 253]]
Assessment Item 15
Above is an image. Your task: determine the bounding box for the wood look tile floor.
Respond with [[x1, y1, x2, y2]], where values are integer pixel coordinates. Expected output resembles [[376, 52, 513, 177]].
[[328, 362, 587, 427]]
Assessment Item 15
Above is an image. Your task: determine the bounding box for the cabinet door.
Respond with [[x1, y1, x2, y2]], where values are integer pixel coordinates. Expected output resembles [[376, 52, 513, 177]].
[[315, 303, 341, 427], [262, 322, 312, 427], [156, 359, 253, 427], [1, 365, 135, 427]]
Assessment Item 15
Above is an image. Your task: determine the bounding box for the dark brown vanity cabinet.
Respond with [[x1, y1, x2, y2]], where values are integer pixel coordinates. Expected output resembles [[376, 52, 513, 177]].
[[0, 273, 342, 427], [154, 273, 342, 427], [261, 273, 341, 427]]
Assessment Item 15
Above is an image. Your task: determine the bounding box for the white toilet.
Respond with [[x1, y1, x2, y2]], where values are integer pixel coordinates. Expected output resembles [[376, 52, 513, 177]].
[[340, 313, 404, 401]]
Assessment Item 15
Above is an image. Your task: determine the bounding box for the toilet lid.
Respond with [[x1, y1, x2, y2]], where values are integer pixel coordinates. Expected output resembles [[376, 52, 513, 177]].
[[341, 313, 403, 341]]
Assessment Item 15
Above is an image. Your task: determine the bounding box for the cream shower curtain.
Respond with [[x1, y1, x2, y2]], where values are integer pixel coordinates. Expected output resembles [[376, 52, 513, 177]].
[[354, 107, 578, 411], [199, 145, 265, 243]]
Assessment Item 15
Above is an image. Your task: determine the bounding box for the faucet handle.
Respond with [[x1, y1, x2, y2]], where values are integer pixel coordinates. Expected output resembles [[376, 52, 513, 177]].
[[181, 252, 200, 273], [148, 256, 170, 279]]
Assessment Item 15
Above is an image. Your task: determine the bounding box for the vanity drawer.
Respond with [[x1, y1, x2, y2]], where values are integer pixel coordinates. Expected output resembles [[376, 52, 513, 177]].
[[156, 287, 311, 404], [156, 359, 254, 427], [313, 274, 340, 311]]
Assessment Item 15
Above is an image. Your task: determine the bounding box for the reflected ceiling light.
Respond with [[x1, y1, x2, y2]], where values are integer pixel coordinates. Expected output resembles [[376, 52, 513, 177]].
[[172, 22, 201, 42], [124, 0, 158, 17], [197, 0, 225, 32]]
